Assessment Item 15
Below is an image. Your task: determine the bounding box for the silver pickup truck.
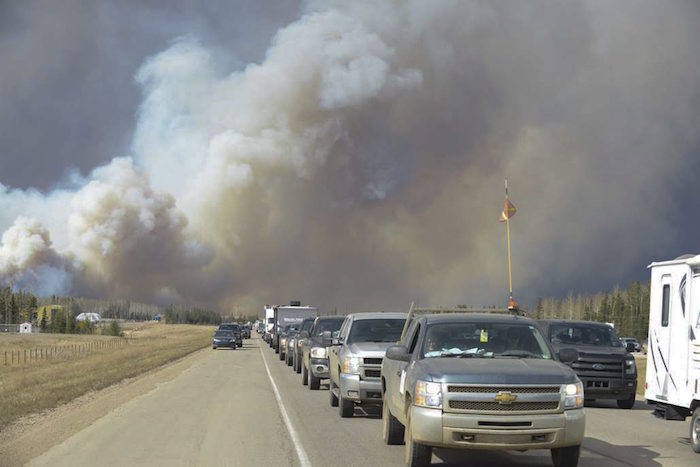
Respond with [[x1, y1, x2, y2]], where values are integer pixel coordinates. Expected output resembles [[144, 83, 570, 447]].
[[381, 312, 585, 467], [328, 312, 407, 418]]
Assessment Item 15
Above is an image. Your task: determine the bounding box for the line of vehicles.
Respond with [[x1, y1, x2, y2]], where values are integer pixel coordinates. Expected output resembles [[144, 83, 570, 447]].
[[260, 305, 638, 466], [253, 253, 699, 465]]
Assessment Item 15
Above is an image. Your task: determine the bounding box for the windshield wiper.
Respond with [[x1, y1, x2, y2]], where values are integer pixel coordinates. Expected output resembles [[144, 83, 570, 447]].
[[498, 350, 541, 358]]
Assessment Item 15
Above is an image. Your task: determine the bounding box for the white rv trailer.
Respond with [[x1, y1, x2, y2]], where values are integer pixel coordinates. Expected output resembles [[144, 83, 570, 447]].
[[264, 305, 275, 337], [645, 254, 700, 453]]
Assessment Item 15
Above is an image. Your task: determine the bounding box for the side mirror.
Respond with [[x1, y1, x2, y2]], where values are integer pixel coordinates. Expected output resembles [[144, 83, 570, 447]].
[[385, 345, 411, 362], [299, 331, 309, 338], [321, 331, 331, 339], [331, 337, 344, 346], [558, 348, 579, 364], [332, 330, 340, 338]]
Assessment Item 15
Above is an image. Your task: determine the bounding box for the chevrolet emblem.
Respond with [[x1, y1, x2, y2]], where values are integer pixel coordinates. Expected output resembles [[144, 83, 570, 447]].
[[494, 391, 518, 404]]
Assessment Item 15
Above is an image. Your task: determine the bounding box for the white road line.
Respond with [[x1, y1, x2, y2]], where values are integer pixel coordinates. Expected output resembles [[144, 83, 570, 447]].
[[259, 344, 312, 467]]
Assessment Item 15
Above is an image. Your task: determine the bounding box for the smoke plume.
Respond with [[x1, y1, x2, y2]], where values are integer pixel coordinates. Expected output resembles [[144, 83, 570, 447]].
[[0, 1, 698, 312]]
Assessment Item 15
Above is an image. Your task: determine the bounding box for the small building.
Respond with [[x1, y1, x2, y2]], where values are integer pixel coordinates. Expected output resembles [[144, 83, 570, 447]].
[[19, 322, 32, 333], [76, 312, 102, 323], [36, 305, 63, 325]]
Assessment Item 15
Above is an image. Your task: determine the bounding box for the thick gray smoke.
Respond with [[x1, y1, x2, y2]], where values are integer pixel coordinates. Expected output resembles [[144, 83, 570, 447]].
[[0, 1, 698, 312]]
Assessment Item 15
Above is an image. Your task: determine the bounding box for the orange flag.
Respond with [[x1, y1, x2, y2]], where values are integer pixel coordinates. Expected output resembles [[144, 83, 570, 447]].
[[499, 197, 516, 222]]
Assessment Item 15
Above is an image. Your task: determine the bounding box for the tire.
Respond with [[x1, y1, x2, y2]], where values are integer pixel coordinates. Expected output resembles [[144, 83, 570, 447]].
[[338, 385, 354, 418], [302, 363, 309, 386], [551, 445, 581, 467], [691, 407, 700, 454], [382, 392, 405, 445], [329, 380, 339, 407], [212, 346, 216, 350], [617, 393, 636, 409], [287, 354, 293, 366], [279, 349, 285, 361], [295, 353, 302, 374], [309, 371, 320, 390], [405, 408, 432, 466]]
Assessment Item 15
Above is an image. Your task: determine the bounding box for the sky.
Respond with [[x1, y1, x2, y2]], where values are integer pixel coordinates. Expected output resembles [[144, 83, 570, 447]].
[[0, 0, 698, 314]]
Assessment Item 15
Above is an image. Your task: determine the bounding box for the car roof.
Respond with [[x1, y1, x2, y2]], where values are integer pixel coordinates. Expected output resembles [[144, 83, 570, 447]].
[[422, 313, 536, 325], [347, 312, 408, 320]]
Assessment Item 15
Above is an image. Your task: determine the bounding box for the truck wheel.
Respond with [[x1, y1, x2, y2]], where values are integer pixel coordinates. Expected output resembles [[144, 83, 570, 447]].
[[279, 349, 285, 361], [309, 371, 320, 390], [329, 380, 339, 407], [382, 394, 405, 445], [295, 355, 302, 374], [616, 393, 636, 409], [302, 363, 309, 386], [405, 409, 431, 466], [339, 388, 354, 418], [691, 407, 700, 453], [286, 352, 293, 366], [551, 445, 580, 467]]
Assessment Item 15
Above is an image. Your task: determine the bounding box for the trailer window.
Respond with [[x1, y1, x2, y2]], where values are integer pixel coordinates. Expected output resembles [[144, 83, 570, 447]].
[[661, 284, 670, 327]]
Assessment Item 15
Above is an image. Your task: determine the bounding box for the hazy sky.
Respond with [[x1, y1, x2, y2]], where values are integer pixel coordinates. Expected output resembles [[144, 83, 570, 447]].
[[0, 1, 698, 314]]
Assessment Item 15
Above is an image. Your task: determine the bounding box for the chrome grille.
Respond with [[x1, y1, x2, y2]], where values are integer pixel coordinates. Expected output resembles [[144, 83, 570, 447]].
[[364, 357, 383, 365], [448, 401, 559, 411], [447, 386, 560, 394], [364, 369, 381, 378]]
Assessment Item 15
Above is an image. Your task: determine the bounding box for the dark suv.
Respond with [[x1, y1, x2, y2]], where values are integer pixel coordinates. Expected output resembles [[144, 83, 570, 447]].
[[218, 323, 243, 348], [538, 319, 637, 409]]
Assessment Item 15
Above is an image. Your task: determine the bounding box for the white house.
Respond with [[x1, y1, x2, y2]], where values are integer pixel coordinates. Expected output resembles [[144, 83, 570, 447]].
[[19, 322, 32, 333]]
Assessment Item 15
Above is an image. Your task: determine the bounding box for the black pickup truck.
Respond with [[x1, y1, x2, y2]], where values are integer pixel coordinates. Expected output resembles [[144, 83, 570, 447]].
[[538, 319, 637, 409]]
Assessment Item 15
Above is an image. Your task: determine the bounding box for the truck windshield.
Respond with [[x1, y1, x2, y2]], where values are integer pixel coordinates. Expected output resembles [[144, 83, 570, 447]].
[[549, 324, 622, 347], [347, 319, 405, 343], [422, 323, 552, 359], [313, 318, 344, 336]]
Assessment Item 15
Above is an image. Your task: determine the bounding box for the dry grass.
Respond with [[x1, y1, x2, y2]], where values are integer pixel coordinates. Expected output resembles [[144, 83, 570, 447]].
[[0, 323, 215, 429]]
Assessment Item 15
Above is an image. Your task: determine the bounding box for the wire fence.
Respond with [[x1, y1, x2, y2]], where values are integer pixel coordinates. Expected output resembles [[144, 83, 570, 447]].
[[3, 338, 129, 367]]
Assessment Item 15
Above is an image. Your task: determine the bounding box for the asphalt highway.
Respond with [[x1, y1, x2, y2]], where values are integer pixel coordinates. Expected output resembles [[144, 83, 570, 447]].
[[27, 337, 697, 467]]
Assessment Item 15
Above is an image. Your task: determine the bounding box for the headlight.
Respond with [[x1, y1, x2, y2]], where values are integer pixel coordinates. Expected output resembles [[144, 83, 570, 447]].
[[298, 340, 303, 348], [415, 380, 442, 409], [310, 347, 327, 359], [563, 382, 584, 409], [280, 338, 287, 347], [625, 359, 636, 375], [342, 356, 361, 374], [288, 339, 295, 348]]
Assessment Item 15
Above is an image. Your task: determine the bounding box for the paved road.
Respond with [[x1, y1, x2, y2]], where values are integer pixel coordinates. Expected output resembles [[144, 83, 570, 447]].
[[28, 337, 696, 467]]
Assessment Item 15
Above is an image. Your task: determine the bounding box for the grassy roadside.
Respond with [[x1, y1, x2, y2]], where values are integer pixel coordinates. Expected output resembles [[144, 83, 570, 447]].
[[635, 353, 646, 395], [0, 323, 214, 430]]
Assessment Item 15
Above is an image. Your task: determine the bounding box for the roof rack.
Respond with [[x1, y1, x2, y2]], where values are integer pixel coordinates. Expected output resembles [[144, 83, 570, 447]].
[[400, 302, 526, 340]]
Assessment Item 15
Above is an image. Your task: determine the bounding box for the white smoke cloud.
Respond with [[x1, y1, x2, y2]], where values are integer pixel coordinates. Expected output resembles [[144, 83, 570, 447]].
[[0, 1, 698, 311], [0, 217, 74, 295]]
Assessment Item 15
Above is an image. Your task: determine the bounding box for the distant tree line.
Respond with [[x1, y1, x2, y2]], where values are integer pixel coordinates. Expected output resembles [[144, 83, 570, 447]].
[[1, 288, 38, 324], [165, 305, 222, 325], [534, 280, 650, 340], [42, 296, 162, 321]]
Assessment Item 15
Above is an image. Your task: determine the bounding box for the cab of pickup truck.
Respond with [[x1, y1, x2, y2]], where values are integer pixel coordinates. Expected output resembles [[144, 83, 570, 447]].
[[381, 313, 585, 467]]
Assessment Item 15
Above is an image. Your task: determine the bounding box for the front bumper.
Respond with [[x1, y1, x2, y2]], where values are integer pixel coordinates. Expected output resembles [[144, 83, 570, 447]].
[[339, 373, 383, 404], [310, 358, 330, 378], [579, 376, 636, 399], [409, 406, 585, 451], [212, 340, 236, 348]]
